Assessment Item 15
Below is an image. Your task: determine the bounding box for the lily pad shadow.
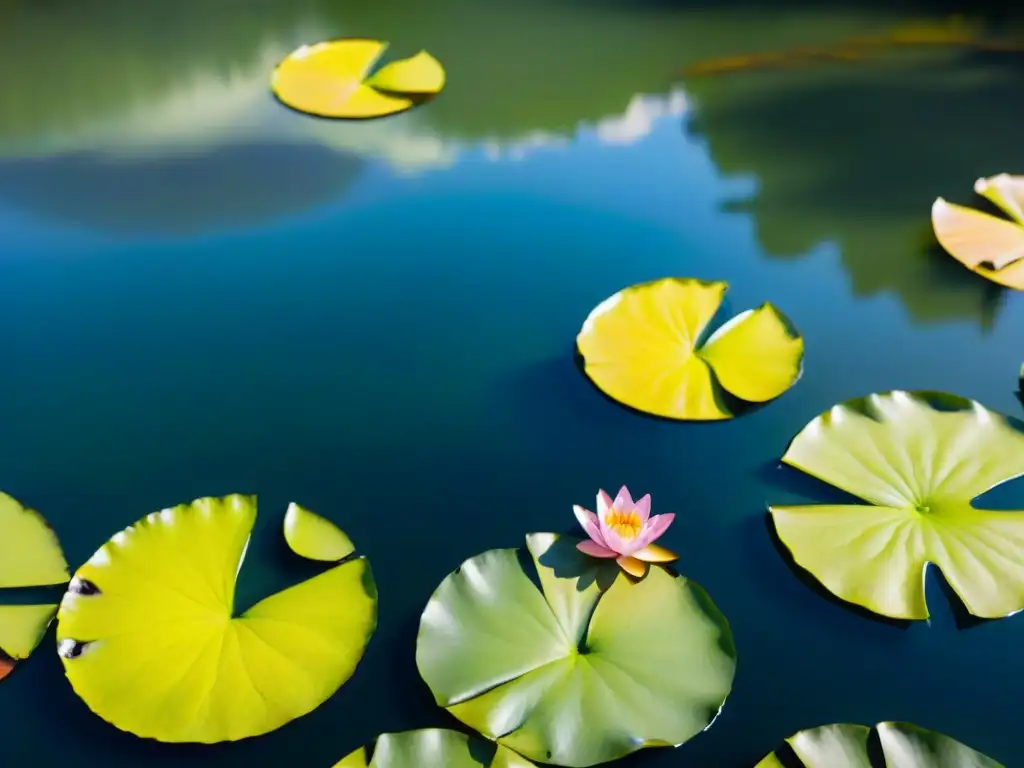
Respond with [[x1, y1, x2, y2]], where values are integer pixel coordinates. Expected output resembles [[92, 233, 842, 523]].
[[534, 534, 619, 593], [752, 458, 852, 502], [0, 143, 365, 236]]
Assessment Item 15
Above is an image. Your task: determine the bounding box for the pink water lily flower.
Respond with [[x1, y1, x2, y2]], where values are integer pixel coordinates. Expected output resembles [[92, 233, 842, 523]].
[[574, 486, 678, 577]]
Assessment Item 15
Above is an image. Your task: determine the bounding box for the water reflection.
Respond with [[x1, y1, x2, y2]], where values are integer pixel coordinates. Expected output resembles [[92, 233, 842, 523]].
[[0, 145, 365, 236], [0, 0, 700, 234], [684, 49, 1024, 328], [3, 0, 1021, 331]]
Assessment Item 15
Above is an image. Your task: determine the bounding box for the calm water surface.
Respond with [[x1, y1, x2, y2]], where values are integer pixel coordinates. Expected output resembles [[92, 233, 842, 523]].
[[1, 1, 1023, 765]]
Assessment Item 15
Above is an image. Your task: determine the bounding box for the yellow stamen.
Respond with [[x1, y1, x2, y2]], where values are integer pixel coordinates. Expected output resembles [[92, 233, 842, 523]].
[[605, 508, 642, 541]]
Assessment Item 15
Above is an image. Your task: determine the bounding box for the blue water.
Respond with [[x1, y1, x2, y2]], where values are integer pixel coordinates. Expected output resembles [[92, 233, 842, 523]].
[[1, 2, 1023, 766]]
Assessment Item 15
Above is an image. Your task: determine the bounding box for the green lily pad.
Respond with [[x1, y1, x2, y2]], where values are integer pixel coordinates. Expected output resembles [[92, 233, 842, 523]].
[[333, 728, 536, 767], [0, 492, 70, 683], [55, 494, 377, 743], [769, 390, 1024, 620], [416, 533, 736, 767], [755, 721, 1002, 767], [283, 502, 355, 562], [575, 277, 804, 421]]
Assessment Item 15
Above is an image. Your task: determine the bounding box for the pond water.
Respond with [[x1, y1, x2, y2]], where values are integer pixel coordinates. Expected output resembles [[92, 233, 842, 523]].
[[1, 0, 1023, 765]]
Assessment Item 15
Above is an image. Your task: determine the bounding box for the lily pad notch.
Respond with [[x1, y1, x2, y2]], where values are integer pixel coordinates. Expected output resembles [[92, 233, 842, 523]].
[[0, 492, 70, 683], [55, 494, 377, 743], [333, 728, 536, 767], [271, 38, 445, 119], [755, 720, 1003, 767], [416, 532, 736, 767], [769, 390, 1024, 621], [932, 173, 1024, 290], [576, 277, 804, 421]]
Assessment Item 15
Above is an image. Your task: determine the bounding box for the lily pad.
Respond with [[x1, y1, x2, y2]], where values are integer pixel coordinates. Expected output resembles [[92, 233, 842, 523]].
[[416, 532, 736, 767], [333, 728, 536, 768], [932, 173, 1024, 290], [576, 277, 803, 421], [283, 502, 355, 562], [770, 390, 1024, 620], [271, 39, 445, 119], [755, 721, 1002, 767], [55, 494, 377, 743], [0, 492, 70, 683]]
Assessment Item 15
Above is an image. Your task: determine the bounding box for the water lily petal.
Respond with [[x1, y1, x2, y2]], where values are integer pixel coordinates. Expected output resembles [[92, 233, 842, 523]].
[[596, 493, 625, 553], [598, 523, 633, 556], [615, 555, 648, 578], [572, 505, 607, 546], [634, 543, 679, 563], [633, 494, 651, 525], [612, 486, 634, 513], [644, 513, 675, 542], [623, 513, 676, 555], [577, 539, 618, 558]]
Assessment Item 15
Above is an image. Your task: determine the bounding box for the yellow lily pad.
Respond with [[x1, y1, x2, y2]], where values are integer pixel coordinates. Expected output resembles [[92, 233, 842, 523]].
[[271, 39, 445, 120], [770, 391, 1024, 620], [576, 277, 803, 421], [55, 494, 377, 743], [932, 173, 1024, 290], [333, 728, 536, 768], [283, 502, 355, 562], [0, 492, 70, 683]]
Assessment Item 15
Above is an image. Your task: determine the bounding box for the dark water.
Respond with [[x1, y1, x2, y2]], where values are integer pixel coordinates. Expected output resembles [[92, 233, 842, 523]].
[[1, 0, 1023, 765]]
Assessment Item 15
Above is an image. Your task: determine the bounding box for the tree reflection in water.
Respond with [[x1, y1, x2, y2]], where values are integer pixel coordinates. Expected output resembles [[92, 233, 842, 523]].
[[684, 47, 1024, 328]]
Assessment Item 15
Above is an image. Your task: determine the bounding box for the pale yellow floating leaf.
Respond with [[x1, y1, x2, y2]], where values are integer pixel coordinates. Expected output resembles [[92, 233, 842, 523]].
[[271, 39, 444, 119], [699, 303, 804, 403], [931, 197, 1024, 271], [576, 277, 802, 421], [975, 173, 1024, 225], [283, 502, 355, 562], [770, 391, 1024, 620], [0, 491, 70, 588], [976, 256, 1024, 290], [365, 50, 446, 94], [56, 494, 377, 743], [0, 492, 69, 683], [0, 605, 57, 660]]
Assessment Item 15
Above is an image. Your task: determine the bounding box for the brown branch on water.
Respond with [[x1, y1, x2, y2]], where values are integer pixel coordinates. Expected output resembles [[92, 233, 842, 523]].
[[677, 18, 1024, 78]]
